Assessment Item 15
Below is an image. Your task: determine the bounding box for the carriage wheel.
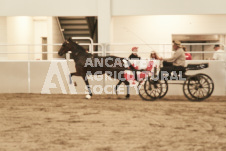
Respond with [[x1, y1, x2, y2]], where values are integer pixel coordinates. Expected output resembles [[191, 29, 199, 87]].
[[138, 79, 155, 101], [183, 77, 198, 101], [184, 75, 210, 101], [143, 78, 162, 101], [183, 74, 210, 101], [138, 78, 162, 101], [159, 80, 168, 99], [196, 73, 214, 98]]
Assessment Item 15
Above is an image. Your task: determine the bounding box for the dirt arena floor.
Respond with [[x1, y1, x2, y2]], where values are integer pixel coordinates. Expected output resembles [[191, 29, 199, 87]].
[[0, 94, 226, 151]]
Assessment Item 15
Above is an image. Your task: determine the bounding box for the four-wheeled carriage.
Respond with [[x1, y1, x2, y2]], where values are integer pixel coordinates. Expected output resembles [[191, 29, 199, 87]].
[[138, 62, 214, 101]]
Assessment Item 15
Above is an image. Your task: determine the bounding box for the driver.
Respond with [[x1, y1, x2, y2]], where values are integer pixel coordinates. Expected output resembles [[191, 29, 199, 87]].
[[158, 40, 186, 80]]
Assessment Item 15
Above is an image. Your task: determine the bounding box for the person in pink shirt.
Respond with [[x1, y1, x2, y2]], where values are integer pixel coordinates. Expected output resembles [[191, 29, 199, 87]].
[[182, 46, 192, 60]]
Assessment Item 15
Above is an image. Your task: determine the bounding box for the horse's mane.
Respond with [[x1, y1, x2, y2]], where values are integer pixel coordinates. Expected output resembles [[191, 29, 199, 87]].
[[68, 38, 87, 53]]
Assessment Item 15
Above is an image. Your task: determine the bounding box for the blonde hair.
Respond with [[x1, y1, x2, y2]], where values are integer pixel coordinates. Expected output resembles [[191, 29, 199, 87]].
[[182, 46, 187, 52], [150, 51, 160, 59]]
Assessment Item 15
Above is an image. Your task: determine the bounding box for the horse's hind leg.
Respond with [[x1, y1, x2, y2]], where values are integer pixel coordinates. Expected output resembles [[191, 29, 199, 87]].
[[115, 80, 122, 95], [124, 80, 130, 99], [83, 76, 92, 97]]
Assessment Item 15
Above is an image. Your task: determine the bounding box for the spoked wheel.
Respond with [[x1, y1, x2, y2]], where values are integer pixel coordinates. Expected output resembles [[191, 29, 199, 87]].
[[196, 73, 214, 98], [159, 80, 168, 99], [138, 79, 154, 101], [183, 77, 199, 101], [183, 74, 211, 101], [138, 78, 162, 101]]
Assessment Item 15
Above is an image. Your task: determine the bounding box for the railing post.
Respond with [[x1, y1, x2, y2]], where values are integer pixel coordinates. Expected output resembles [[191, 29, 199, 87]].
[[102, 44, 106, 94], [28, 45, 31, 93]]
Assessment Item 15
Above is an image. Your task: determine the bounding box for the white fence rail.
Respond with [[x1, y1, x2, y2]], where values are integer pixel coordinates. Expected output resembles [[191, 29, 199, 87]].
[[0, 42, 225, 60], [0, 38, 225, 95]]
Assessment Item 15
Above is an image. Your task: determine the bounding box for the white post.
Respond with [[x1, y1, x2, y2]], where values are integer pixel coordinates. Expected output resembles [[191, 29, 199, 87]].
[[28, 45, 31, 93], [97, 0, 111, 91], [97, 0, 111, 44]]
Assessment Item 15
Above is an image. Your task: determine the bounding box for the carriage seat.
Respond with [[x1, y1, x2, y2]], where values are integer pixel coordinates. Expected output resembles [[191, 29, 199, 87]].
[[173, 63, 209, 78], [169, 63, 209, 79], [172, 63, 209, 74], [186, 63, 209, 70], [159, 63, 209, 80]]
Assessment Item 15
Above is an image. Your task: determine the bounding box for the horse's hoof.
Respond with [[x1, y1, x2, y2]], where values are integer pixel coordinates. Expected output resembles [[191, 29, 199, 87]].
[[86, 95, 91, 99], [125, 94, 130, 99]]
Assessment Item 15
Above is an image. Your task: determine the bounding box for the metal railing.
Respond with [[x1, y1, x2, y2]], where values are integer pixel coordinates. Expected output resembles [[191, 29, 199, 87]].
[[0, 42, 225, 60], [0, 37, 104, 93], [0, 38, 225, 94]]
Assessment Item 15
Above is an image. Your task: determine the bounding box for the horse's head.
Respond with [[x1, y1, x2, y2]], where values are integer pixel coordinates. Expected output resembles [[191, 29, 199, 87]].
[[58, 37, 87, 56], [58, 38, 74, 56]]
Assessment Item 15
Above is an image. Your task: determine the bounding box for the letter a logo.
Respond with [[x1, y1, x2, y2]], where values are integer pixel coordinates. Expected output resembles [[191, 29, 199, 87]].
[[41, 61, 77, 94]]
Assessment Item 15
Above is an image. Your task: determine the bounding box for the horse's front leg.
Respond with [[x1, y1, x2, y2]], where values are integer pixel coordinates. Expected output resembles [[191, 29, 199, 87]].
[[83, 75, 92, 99], [69, 72, 81, 85]]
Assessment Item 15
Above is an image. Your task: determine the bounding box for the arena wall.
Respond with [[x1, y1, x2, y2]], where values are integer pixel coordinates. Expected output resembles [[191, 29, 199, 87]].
[[1, 0, 226, 16], [111, 15, 226, 59], [0, 60, 224, 96], [0, 0, 226, 97], [0, 17, 7, 60], [1, 0, 226, 45]]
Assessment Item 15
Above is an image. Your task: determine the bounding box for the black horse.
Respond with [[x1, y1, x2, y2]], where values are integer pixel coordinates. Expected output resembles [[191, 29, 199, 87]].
[[58, 38, 139, 99]]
